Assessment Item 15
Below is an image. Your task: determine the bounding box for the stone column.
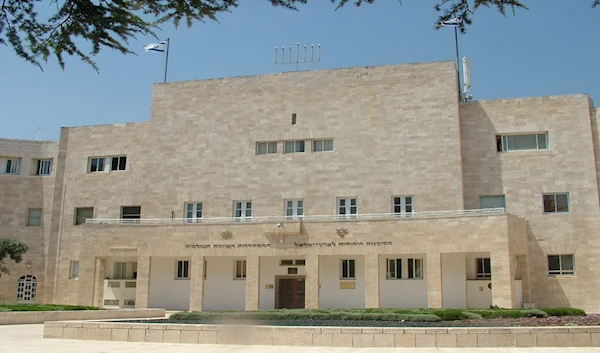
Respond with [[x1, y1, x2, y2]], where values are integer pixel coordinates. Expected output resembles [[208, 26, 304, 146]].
[[365, 253, 380, 308], [245, 255, 260, 311], [426, 252, 443, 308], [135, 256, 151, 308], [189, 255, 205, 312], [92, 258, 106, 308], [491, 250, 516, 308], [76, 254, 97, 306], [305, 254, 320, 309]]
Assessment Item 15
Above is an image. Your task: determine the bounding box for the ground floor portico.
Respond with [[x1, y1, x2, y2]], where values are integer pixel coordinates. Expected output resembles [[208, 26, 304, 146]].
[[59, 210, 530, 311]]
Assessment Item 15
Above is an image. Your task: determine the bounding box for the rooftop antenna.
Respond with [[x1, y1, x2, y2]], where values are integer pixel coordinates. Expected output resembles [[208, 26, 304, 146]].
[[275, 43, 321, 71], [36, 126, 42, 141], [462, 56, 473, 101]]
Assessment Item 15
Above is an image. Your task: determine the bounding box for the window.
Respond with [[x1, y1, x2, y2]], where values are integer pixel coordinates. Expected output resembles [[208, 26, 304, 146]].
[[393, 196, 413, 216], [70, 261, 79, 279], [89, 156, 126, 172], [121, 206, 141, 222], [548, 254, 574, 275], [284, 140, 305, 154], [36, 159, 52, 175], [479, 195, 506, 209], [476, 258, 491, 279], [89, 157, 105, 172], [235, 260, 247, 279], [496, 133, 548, 152], [204, 260, 207, 279], [114, 262, 137, 279], [234, 201, 252, 222], [387, 259, 402, 279], [285, 200, 304, 220], [313, 139, 333, 152], [280, 259, 305, 266], [408, 258, 423, 279], [337, 198, 358, 219], [110, 156, 127, 171], [74, 207, 94, 225], [256, 142, 277, 155], [340, 259, 355, 279], [543, 193, 569, 213], [16, 275, 36, 303], [176, 260, 190, 279], [185, 202, 203, 223], [4, 159, 20, 174], [27, 208, 41, 226]]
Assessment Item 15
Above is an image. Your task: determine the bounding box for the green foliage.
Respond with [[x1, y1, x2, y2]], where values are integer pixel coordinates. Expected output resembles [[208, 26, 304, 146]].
[[0, 239, 29, 277], [1, 1, 598, 70], [541, 308, 586, 317], [521, 309, 548, 318], [0, 303, 99, 311], [462, 311, 483, 320]]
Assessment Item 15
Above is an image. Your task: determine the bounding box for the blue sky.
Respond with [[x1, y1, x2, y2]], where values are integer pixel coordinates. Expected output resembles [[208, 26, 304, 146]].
[[1, 1, 599, 140]]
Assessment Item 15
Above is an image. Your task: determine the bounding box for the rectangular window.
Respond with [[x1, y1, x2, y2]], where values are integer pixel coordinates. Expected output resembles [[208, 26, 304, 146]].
[[36, 159, 52, 175], [110, 156, 127, 171], [70, 261, 79, 279], [114, 262, 138, 279], [27, 208, 42, 226], [234, 201, 252, 222], [341, 259, 356, 279], [256, 142, 277, 155], [74, 207, 94, 225], [295, 259, 305, 266], [479, 195, 506, 209], [280, 259, 294, 266], [543, 193, 569, 213], [496, 133, 548, 152], [235, 260, 247, 279], [89, 157, 105, 172], [337, 198, 358, 219], [4, 159, 20, 174], [393, 196, 413, 216], [387, 259, 402, 279], [185, 202, 203, 223], [476, 258, 491, 279], [548, 254, 574, 275], [285, 199, 304, 220], [408, 258, 423, 279], [121, 206, 141, 222], [284, 140, 305, 154], [176, 260, 190, 279], [313, 139, 334, 152]]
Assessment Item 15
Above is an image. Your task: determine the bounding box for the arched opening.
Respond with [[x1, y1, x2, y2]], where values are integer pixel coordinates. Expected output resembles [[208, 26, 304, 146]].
[[16, 275, 37, 303]]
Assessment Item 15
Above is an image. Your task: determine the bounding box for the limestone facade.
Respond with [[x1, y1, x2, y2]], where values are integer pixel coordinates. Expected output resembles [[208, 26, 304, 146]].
[[1, 61, 599, 312]]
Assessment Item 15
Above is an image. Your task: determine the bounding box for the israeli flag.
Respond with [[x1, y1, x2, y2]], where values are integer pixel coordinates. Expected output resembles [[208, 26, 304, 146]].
[[441, 18, 462, 26], [143, 42, 166, 53]]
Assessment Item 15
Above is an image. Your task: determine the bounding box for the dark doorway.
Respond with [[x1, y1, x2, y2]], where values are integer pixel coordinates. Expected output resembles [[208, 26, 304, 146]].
[[277, 277, 305, 309]]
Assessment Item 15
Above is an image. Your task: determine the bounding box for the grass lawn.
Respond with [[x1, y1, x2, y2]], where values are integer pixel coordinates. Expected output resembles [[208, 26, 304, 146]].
[[0, 303, 99, 312], [170, 307, 585, 322]]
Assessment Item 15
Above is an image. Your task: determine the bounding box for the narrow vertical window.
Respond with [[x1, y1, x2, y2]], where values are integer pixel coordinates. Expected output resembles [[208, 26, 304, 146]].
[[234, 201, 252, 222], [476, 258, 491, 278], [27, 208, 42, 226], [185, 202, 203, 223], [36, 159, 52, 175], [341, 259, 356, 279], [70, 261, 79, 279], [387, 259, 402, 279], [235, 260, 247, 279], [408, 258, 423, 279], [176, 260, 190, 279]]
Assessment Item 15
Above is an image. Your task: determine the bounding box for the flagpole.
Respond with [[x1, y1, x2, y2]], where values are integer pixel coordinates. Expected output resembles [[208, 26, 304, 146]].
[[454, 26, 462, 101], [164, 38, 170, 83]]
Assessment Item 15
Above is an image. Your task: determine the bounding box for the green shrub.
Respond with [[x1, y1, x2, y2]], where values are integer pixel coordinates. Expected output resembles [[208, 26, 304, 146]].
[[0, 304, 99, 312], [168, 310, 441, 322], [521, 309, 548, 318], [432, 309, 468, 321], [541, 308, 586, 317], [462, 311, 483, 320]]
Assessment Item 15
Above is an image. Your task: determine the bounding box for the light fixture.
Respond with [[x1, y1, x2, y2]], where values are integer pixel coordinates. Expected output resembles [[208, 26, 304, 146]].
[[26, 260, 31, 269]]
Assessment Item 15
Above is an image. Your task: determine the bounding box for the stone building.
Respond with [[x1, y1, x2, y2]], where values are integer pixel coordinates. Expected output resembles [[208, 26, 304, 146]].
[[1, 61, 599, 312]]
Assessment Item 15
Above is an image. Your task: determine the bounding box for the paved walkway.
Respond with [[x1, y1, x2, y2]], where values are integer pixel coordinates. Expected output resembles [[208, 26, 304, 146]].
[[2, 324, 600, 353]]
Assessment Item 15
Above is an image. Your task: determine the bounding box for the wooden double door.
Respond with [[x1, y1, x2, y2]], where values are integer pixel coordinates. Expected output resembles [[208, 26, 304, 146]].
[[277, 277, 306, 309]]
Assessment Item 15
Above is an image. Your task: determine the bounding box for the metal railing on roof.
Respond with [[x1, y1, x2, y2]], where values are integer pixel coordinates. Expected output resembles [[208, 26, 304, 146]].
[[85, 208, 506, 225]]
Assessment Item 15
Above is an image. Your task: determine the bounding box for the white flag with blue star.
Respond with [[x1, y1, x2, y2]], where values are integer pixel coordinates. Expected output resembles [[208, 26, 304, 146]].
[[143, 42, 166, 53], [441, 18, 462, 26]]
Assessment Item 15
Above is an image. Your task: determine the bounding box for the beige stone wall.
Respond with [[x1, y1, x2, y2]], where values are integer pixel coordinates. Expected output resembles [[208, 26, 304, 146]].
[[460, 95, 600, 311], [0, 139, 58, 303], [146, 62, 465, 218]]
